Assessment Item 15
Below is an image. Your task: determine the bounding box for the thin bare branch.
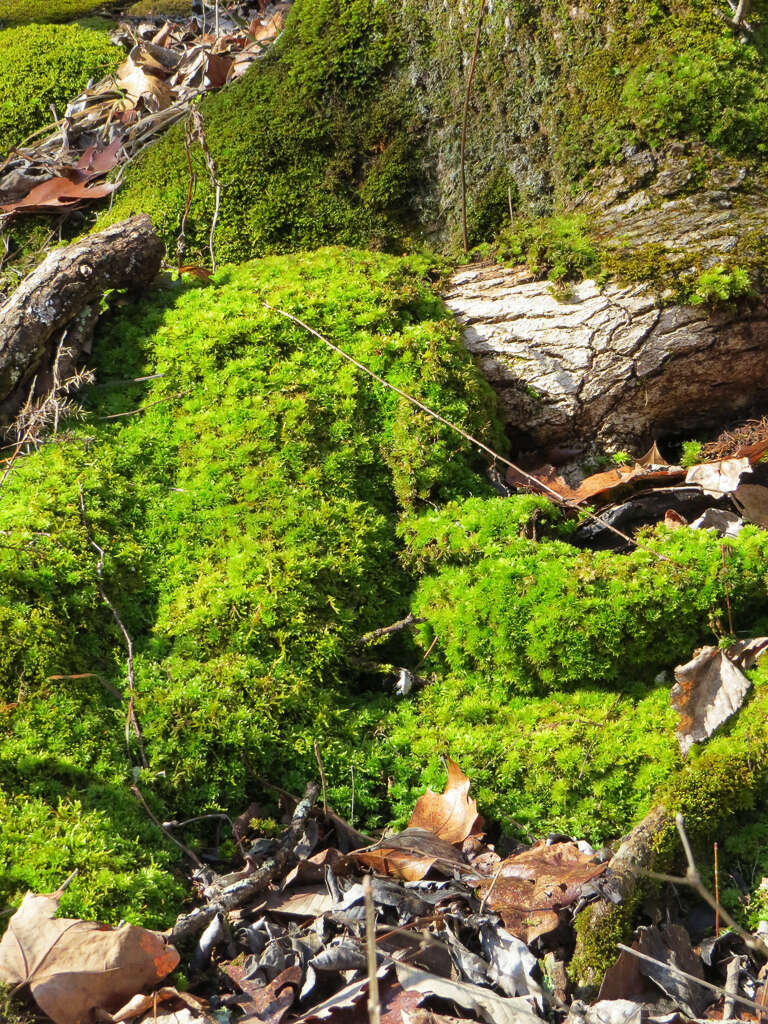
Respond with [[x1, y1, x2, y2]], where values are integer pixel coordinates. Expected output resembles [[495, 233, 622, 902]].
[[78, 482, 148, 770]]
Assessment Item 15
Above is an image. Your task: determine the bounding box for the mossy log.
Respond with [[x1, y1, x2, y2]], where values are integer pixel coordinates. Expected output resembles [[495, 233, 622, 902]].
[[0, 214, 163, 422], [571, 805, 668, 992]]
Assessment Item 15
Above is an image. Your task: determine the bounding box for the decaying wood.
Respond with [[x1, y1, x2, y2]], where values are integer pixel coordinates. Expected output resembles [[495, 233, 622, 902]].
[[169, 781, 320, 943], [0, 214, 163, 423], [572, 804, 668, 983]]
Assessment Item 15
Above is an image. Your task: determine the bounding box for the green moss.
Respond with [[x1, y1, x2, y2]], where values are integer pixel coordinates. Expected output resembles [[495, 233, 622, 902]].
[[405, 500, 768, 695], [570, 897, 641, 990], [496, 213, 602, 283], [125, 0, 194, 15], [0, 247, 500, 924], [97, 0, 768, 264], [0, 23, 121, 156], [0, 0, 121, 24], [102, 0, 420, 263]]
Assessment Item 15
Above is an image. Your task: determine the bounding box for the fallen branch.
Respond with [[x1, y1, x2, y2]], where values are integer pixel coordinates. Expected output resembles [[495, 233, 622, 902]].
[[359, 612, 426, 645], [169, 781, 320, 943], [78, 482, 148, 770], [0, 215, 163, 423]]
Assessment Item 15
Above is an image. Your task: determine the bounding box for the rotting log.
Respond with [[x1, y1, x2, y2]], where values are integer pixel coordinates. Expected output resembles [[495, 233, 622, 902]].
[[0, 214, 164, 423], [571, 804, 669, 992]]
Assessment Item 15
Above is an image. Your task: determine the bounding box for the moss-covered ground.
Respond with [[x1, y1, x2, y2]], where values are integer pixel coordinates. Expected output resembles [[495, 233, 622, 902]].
[[1, 248, 768, 932], [0, 1, 121, 25], [101, 0, 768, 262], [0, 21, 121, 157], [2, 0, 768, 955]]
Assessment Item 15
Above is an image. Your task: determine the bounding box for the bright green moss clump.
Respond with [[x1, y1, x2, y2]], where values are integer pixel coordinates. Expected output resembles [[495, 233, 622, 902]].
[[0, 23, 121, 156], [0, 247, 499, 924], [404, 498, 768, 694], [2, 247, 768, 927]]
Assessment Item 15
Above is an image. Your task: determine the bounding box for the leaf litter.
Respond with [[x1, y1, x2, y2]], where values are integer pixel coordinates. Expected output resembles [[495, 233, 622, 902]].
[[4, 760, 768, 1024]]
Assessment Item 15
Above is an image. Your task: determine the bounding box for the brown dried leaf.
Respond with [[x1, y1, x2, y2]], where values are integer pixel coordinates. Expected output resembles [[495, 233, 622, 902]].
[[0, 891, 179, 1024], [353, 827, 466, 881], [507, 460, 684, 506], [249, 8, 288, 43], [265, 887, 335, 918], [474, 842, 607, 943], [109, 987, 208, 1023], [282, 848, 352, 888], [408, 759, 483, 845], [671, 640, 768, 758], [116, 55, 173, 111], [70, 138, 123, 182], [223, 964, 301, 1024], [0, 176, 117, 214]]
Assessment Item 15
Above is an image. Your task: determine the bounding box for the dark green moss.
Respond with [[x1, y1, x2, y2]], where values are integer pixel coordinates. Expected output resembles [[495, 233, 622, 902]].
[[103, 0, 421, 263], [104, 0, 768, 262]]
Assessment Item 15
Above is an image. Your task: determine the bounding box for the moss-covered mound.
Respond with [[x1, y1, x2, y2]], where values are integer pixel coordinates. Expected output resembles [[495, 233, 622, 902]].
[[0, 1, 116, 25], [0, 247, 499, 924], [0, 22, 121, 156], [2, 247, 768, 928], [103, 0, 768, 261]]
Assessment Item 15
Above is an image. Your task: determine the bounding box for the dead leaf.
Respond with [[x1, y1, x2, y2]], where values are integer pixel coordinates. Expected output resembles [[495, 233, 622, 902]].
[[473, 842, 607, 943], [394, 962, 541, 1024], [109, 988, 208, 1023], [223, 964, 301, 1024], [353, 827, 466, 881], [265, 887, 335, 918], [636, 442, 669, 467], [116, 55, 173, 111], [178, 265, 213, 281], [671, 640, 768, 758], [685, 458, 751, 497], [283, 848, 353, 888], [249, 9, 288, 43], [507, 458, 684, 506], [71, 138, 124, 182], [664, 509, 687, 530], [0, 891, 179, 1024], [293, 967, 390, 1022], [408, 759, 484, 845], [0, 176, 117, 214]]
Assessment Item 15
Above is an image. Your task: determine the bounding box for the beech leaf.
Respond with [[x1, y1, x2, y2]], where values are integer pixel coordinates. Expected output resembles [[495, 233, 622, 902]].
[[352, 827, 467, 881], [409, 759, 484, 844], [671, 639, 768, 758], [473, 842, 607, 943], [0, 891, 180, 1024]]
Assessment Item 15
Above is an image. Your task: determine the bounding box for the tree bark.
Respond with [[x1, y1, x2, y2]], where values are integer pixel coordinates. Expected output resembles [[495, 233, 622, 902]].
[[0, 214, 164, 423]]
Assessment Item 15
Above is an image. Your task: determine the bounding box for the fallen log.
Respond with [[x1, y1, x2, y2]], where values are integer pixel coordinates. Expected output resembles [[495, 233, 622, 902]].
[[0, 214, 164, 423], [570, 805, 669, 993]]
